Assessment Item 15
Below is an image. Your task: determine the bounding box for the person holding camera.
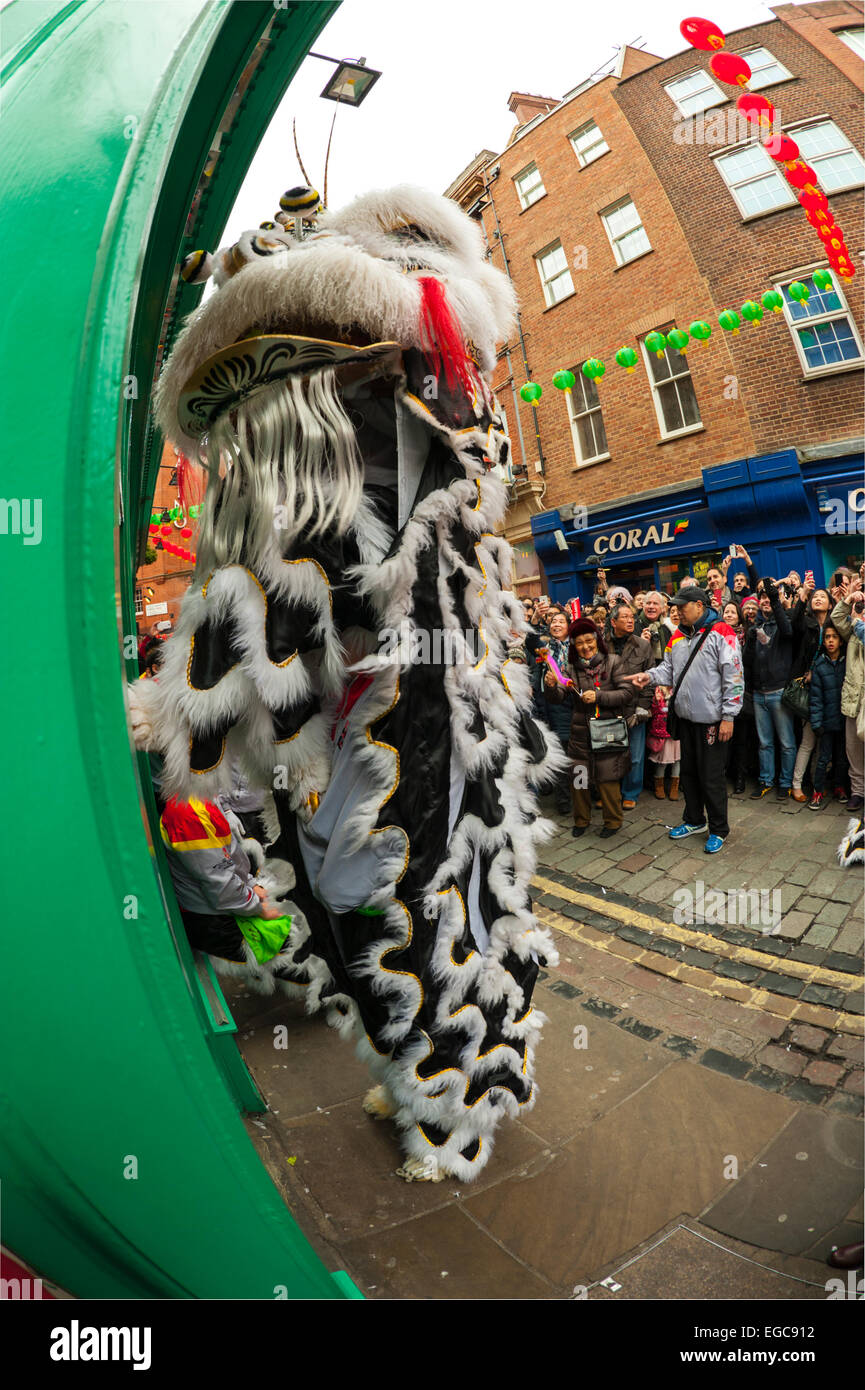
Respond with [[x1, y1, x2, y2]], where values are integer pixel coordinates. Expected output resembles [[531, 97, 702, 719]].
[[744, 576, 796, 801], [626, 586, 743, 853], [830, 574, 865, 812]]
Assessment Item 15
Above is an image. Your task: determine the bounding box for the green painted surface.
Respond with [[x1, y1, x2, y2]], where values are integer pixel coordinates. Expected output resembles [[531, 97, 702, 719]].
[[0, 0, 359, 1299]]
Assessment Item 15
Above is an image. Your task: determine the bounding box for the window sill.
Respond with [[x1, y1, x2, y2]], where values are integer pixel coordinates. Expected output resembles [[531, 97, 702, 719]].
[[657, 424, 705, 445], [801, 361, 864, 381], [574, 147, 611, 171], [612, 248, 654, 272], [739, 202, 799, 223], [570, 454, 610, 471], [542, 291, 577, 313], [518, 191, 548, 214]]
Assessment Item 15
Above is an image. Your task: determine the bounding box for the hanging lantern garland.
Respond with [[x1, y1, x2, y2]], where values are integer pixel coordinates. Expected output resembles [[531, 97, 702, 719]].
[[524, 266, 841, 399], [680, 15, 855, 277]]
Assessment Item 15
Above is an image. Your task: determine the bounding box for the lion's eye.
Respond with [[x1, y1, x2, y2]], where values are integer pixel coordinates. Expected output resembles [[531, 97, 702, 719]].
[[390, 223, 439, 247]]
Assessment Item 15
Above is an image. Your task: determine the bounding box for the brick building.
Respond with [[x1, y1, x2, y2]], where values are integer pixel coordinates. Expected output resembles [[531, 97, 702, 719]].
[[447, 2, 864, 602], [135, 440, 197, 638]]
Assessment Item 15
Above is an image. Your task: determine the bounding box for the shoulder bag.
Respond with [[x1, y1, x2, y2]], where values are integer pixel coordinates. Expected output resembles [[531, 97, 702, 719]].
[[666, 626, 712, 739]]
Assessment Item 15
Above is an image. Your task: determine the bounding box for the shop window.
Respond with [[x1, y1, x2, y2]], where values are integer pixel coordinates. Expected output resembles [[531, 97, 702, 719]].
[[835, 26, 864, 58], [641, 331, 702, 438], [779, 273, 864, 376], [664, 69, 726, 117], [535, 241, 574, 307], [713, 141, 796, 218], [511, 539, 541, 592], [657, 551, 726, 596], [514, 163, 545, 210], [567, 366, 609, 466], [789, 119, 865, 195], [570, 120, 609, 168], [736, 46, 793, 90], [600, 197, 651, 267]]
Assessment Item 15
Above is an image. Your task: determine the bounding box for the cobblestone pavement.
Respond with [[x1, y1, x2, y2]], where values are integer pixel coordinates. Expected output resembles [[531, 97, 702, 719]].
[[536, 785, 864, 957]]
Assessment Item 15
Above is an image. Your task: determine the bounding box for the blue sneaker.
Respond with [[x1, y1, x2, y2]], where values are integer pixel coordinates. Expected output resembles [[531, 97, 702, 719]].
[[669, 822, 708, 839], [704, 834, 726, 854]]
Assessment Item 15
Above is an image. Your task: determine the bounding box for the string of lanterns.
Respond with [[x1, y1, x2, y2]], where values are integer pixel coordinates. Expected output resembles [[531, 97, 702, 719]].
[[517, 18, 854, 405], [146, 503, 201, 564], [518, 270, 835, 396], [680, 15, 856, 280]]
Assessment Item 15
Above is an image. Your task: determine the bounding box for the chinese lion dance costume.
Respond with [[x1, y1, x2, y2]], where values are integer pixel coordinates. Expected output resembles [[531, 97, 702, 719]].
[[131, 184, 565, 1182]]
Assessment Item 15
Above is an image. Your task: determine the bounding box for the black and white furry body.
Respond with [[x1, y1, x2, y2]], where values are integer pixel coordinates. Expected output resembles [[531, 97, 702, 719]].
[[136, 187, 565, 1179]]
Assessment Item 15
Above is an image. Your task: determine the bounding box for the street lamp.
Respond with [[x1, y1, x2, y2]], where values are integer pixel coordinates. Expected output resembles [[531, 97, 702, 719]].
[[309, 52, 381, 107]]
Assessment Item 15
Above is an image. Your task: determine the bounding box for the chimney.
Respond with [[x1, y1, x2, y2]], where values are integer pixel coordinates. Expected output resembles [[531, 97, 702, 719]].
[[506, 91, 559, 126]]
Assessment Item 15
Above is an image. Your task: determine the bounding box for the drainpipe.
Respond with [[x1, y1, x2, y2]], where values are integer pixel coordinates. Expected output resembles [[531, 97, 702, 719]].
[[482, 168, 546, 476]]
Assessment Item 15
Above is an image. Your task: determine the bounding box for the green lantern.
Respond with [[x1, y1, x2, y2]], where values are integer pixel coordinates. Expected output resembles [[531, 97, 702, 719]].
[[688, 320, 712, 344], [645, 331, 667, 359], [552, 369, 576, 392], [614, 346, 639, 373], [741, 299, 763, 325], [520, 381, 542, 403], [761, 289, 784, 314], [812, 269, 834, 292], [788, 281, 810, 304], [189, 504, 201, 519], [719, 309, 741, 335], [667, 328, 689, 354], [581, 358, 605, 381]]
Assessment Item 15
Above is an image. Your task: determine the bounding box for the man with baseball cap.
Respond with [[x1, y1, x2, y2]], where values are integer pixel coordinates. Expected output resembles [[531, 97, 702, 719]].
[[628, 585, 744, 853]]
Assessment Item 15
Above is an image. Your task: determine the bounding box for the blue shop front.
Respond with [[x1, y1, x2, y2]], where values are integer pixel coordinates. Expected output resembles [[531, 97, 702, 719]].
[[531, 446, 864, 605]]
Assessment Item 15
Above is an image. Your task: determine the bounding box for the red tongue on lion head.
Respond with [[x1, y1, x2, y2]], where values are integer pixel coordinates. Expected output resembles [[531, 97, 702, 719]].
[[417, 275, 477, 399]]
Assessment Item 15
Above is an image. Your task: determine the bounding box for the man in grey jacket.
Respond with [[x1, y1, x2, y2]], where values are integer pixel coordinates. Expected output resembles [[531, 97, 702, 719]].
[[628, 585, 743, 853]]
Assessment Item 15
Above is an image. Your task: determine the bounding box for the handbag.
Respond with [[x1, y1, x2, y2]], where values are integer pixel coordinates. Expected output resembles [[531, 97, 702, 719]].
[[588, 710, 630, 753], [781, 675, 810, 721], [666, 626, 712, 739]]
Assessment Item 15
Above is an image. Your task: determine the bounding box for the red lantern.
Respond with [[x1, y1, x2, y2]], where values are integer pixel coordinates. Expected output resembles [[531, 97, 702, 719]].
[[763, 132, 799, 163], [710, 52, 751, 86], [680, 17, 725, 49], [148, 523, 158, 535], [799, 189, 829, 215], [784, 161, 818, 190], [804, 208, 832, 230], [181, 527, 192, 539], [737, 92, 774, 126], [160, 524, 172, 537]]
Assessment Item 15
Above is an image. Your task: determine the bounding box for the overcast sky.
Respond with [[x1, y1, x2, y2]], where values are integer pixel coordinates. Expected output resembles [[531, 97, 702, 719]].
[[224, 0, 781, 241]]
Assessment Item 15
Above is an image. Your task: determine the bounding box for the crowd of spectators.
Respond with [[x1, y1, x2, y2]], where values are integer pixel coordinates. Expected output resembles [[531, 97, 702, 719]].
[[512, 552, 865, 852]]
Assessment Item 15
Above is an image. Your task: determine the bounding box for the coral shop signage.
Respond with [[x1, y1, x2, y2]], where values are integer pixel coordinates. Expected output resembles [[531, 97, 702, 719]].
[[593, 517, 691, 556]]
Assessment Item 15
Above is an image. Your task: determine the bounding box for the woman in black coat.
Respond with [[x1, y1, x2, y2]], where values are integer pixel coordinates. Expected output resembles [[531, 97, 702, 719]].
[[544, 619, 635, 839]]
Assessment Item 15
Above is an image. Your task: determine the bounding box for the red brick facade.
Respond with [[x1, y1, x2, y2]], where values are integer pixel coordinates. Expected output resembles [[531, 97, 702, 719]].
[[450, 4, 863, 538]]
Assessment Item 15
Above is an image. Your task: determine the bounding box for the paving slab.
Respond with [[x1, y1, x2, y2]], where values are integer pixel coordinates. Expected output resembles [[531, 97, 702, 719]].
[[703, 1109, 863, 1256], [522, 988, 669, 1146], [228, 994, 371, 1114], [341, 1205, 559, 1300], [275, 1093, 548, 1243], [588, 1218, 829, 1301], [462, 1061, 793, 1288]]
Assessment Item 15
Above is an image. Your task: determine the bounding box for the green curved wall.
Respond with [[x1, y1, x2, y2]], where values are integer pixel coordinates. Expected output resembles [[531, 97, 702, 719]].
[[0, 0, 358, 1299]]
